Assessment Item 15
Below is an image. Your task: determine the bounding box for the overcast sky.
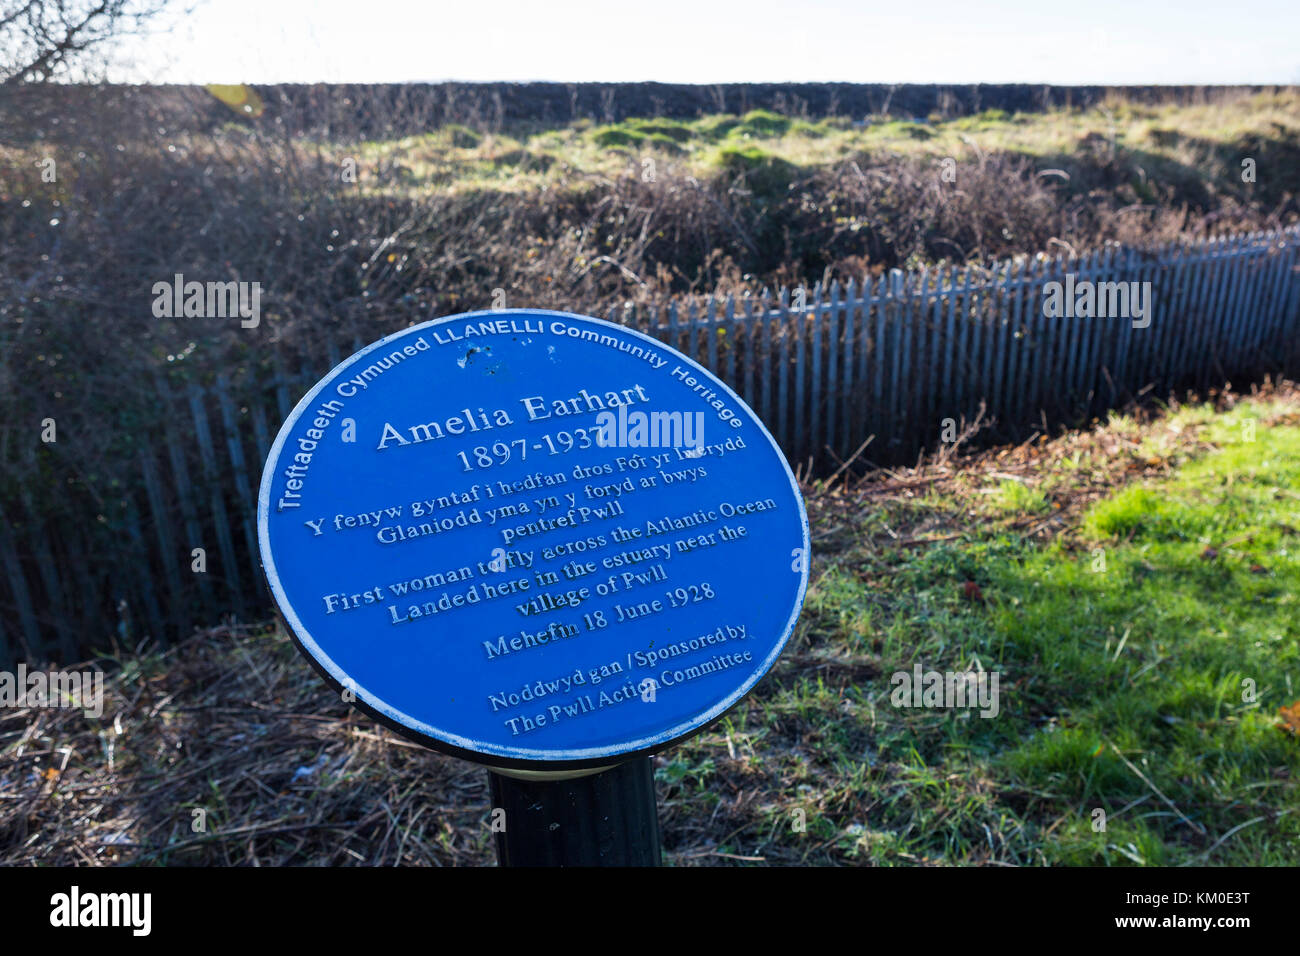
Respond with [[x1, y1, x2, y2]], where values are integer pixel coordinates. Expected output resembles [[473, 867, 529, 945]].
[[113, 0, 1300, 85]]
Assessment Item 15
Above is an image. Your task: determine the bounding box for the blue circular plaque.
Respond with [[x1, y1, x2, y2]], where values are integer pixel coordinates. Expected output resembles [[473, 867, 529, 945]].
[[258, 310, 809, 771]]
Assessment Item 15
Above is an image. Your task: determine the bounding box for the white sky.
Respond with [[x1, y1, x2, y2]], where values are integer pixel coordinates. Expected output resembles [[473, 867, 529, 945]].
[[113, 0, 1300, 85]]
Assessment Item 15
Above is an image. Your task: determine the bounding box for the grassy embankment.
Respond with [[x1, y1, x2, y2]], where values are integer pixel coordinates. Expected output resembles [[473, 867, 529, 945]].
[[350, 91, 1300, 205]]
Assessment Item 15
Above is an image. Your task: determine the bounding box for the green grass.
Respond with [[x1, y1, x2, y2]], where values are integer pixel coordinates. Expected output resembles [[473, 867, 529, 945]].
[[663, 396, 1300, 864], [989, 478, 1049, 516], [332, 89, 1300, 201], [1009, 403, 1300, 862], [325, 90, 1300, 202], [960, 404, 1298, 863]]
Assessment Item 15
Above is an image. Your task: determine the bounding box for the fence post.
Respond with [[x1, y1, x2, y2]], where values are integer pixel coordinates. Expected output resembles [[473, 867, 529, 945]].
[[779, 288, 793, 456], [826, 280, 840, 458], [0, 504, 42, 663], [888, 270, 906, 440], [488, 760, 662, 867]]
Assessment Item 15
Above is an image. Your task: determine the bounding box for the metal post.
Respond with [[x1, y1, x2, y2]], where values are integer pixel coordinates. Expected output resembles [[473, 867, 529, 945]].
[[488, 757, 661, 867]]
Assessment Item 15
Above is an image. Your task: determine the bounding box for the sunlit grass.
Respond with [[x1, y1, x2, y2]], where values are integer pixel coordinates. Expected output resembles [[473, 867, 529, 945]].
[[664, 393, 1300, 865], [334, 89, 1300, 200]]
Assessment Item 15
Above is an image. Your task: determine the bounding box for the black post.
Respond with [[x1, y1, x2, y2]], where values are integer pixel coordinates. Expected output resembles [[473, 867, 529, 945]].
[[488, 757, 661, 867]]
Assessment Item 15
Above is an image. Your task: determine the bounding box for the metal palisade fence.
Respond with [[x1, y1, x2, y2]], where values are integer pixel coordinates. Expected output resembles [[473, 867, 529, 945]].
[[635, 226, 1300, 470], [3, 226, 1299, 665]]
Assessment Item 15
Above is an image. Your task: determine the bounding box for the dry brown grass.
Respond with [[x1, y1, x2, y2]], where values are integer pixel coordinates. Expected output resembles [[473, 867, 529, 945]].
[[0, 624, 495, 865]]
